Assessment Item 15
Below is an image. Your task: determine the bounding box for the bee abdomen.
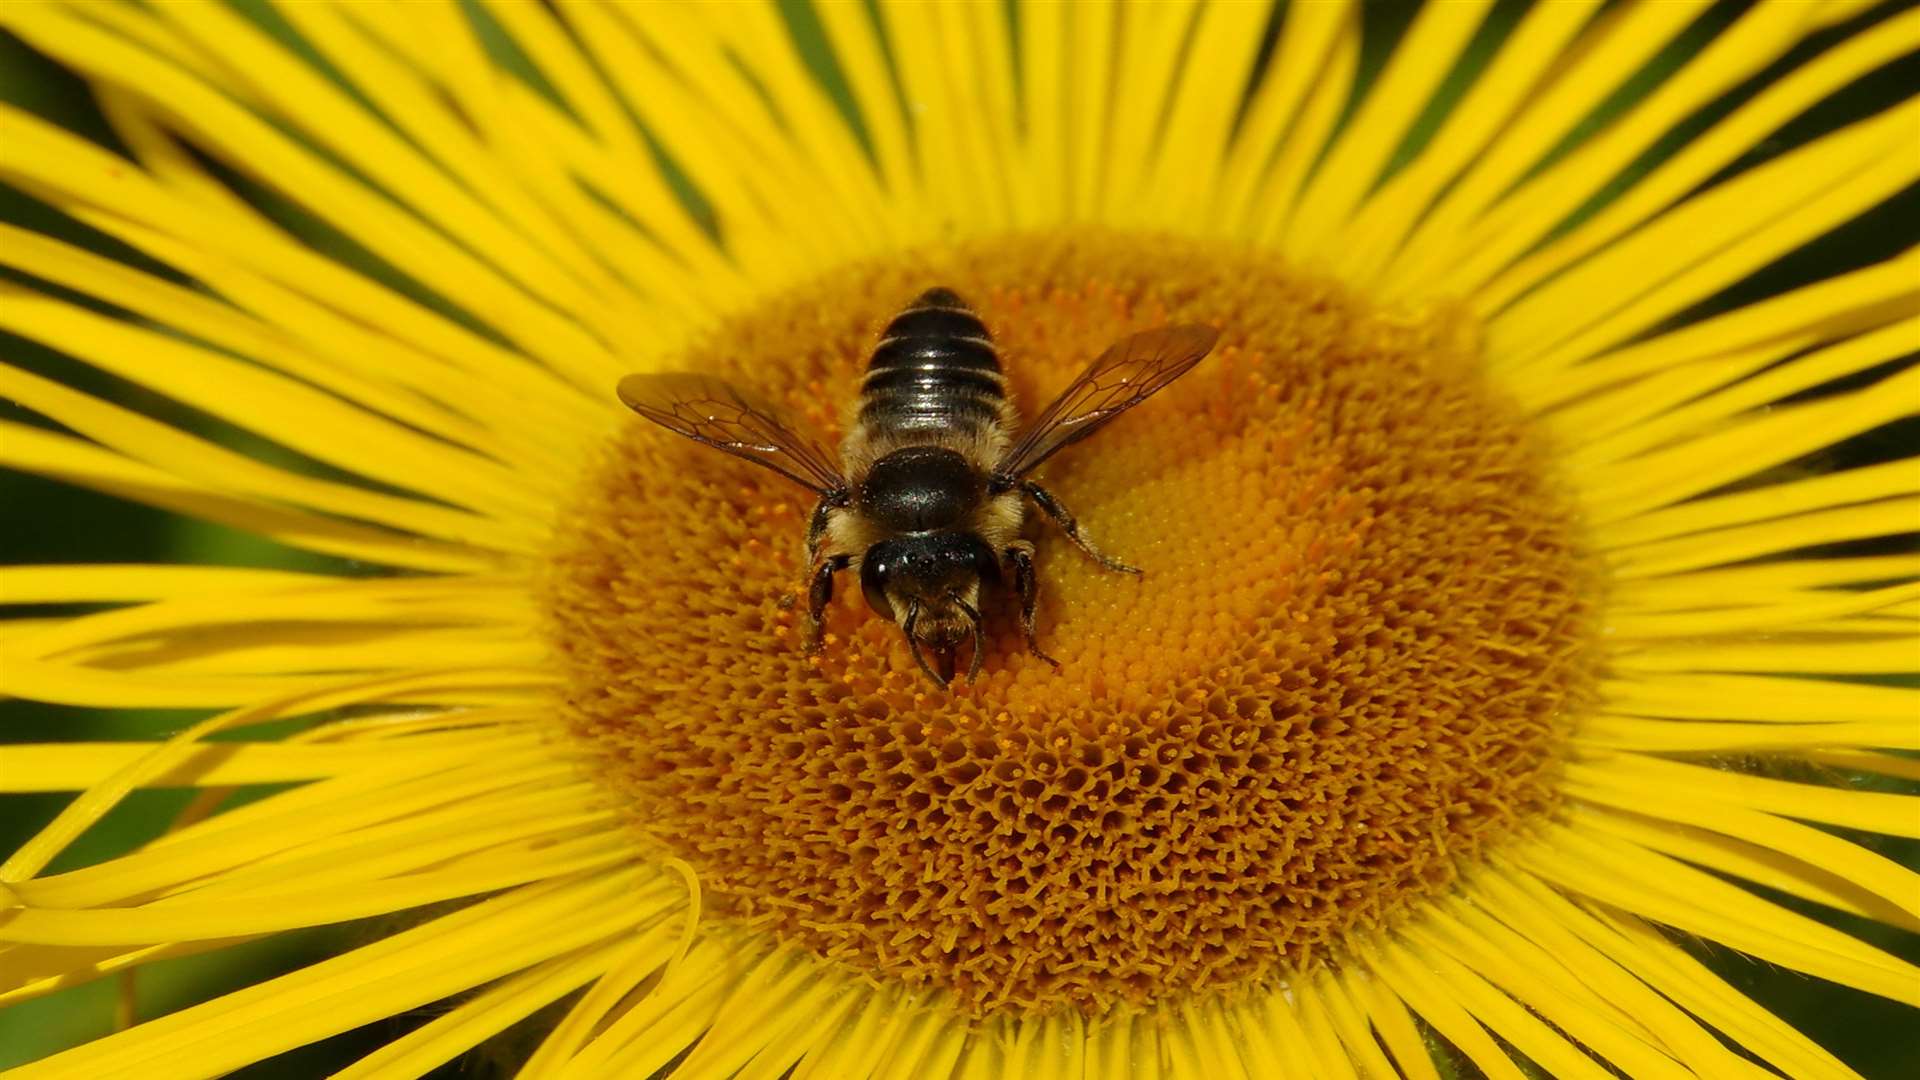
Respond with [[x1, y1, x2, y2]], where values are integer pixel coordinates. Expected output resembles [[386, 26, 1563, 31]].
[[861, 288, 1006, 433]]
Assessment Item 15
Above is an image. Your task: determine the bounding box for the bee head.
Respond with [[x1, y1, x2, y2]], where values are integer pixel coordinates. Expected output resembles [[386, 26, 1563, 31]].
[[860, 533, 1001, 686]]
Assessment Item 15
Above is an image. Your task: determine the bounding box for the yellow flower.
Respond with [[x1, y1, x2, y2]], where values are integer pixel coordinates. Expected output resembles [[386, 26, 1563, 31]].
[[2, 0, 1916, 1077]]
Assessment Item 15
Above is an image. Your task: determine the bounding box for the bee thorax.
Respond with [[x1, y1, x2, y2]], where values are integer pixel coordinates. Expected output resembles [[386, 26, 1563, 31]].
[[859, 447, 984, 532]]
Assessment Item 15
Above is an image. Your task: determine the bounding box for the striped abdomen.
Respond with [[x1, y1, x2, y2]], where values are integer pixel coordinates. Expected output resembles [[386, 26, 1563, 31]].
[[860, 288, 1007, 438]]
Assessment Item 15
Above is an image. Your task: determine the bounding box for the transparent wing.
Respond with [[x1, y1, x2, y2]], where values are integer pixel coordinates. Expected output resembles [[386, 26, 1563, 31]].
[[996, 325, 1220, 478], [617, 372, 846, 494]]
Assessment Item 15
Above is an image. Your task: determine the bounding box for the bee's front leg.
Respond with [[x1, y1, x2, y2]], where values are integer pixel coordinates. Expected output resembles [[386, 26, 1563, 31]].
[[803, 553, 852, 654], [781, 491, 849, 610], [1004, 541, 1059, 668]]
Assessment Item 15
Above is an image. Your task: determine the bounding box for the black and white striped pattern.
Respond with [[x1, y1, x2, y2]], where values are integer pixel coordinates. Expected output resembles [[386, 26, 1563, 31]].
[[860, 288, 1007, 436]]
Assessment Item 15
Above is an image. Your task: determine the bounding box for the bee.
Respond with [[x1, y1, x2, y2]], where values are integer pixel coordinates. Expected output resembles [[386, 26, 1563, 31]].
[[619, 287, 1219, 687]]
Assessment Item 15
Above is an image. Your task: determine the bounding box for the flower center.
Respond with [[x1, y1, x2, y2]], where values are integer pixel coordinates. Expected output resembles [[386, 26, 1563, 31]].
[[543, 233, 1600, 1015]]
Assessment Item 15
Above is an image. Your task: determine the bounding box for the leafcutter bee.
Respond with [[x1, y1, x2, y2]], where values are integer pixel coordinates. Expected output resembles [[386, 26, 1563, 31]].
[[619, 287, 1219, 686]]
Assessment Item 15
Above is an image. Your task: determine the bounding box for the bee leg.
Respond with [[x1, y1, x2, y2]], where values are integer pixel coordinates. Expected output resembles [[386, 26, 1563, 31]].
[[952, 595, 987, 682], [903, 601, 949, 688], [803, 553, 852, 654], [1004, 541, 1060, 668], [780, 491, 849, 610], [1020, 480, 1141, 575]]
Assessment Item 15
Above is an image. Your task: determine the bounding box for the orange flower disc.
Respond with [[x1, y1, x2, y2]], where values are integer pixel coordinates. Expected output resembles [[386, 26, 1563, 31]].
[[543, 233, 1600, 1015]]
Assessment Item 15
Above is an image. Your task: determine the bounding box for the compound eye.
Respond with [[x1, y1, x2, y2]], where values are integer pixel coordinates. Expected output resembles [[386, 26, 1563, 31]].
[[859, 550, 896, 619]]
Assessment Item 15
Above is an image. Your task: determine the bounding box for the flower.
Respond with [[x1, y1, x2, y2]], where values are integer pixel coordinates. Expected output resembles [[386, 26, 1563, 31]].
[[2, 0, 1916, 1076]]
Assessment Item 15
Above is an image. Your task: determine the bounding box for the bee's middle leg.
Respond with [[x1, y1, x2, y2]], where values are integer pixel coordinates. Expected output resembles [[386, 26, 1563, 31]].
[[1004, 541, 1059, 667], [1021, 480, 1140, 575]]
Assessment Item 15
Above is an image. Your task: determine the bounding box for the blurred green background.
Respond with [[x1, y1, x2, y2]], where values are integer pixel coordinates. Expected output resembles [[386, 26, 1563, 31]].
[[2, 0, 1915, 1075]]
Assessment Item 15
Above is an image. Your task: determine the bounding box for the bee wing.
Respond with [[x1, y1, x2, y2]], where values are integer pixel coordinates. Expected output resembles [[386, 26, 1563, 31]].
[[617, 372, 847, 495], [996, 325, 1220, 479]]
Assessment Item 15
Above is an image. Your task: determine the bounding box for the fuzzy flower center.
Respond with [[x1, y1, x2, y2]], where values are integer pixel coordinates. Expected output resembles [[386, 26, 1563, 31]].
[[543, 233, 1600, 1015]]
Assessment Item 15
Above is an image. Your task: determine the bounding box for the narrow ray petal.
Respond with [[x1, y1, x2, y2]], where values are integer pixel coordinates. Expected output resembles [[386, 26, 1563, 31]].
[[1475, 8, 1920, 310], [1285, 0, 1496, 258], [1364, 939, 1531, 1080], [5, 870, 650, 1080], [1515, 829, 1920, 1003], [1491, 102, 1919, 365], [1335, 0, 1605, 285], [1379, 0, 1711, 296], [328, 945, 619, 1080]]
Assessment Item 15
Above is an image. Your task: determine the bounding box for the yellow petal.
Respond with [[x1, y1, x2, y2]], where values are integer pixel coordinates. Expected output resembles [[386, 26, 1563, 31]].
[[668, 949, 863, 1080], [0, 223, 527, 463], [1335, 0, 1605, 286], [0, 421, 491, 574], [0, 833, 629, 946], [622, 4, 887, 253], [1458, 3, 1915, 310], [566, 937, 758, 1078], [328, 944, 618, 1080], [9, 745, 571, 906], [1398, 911, 1688, 1079], [1466, 871, 1786, 1079], [1487, 861, 1858, 1080], [1514, 828, 1920, 1003], [1285, 0, 1496, 258], [1099, 1, 1203, 228], [1610, 636, 1918, 676], [1564, 801, 1920, 931], [1379, 0, 1711, 298], [1362, 939, 1530, 1080], [150, 0, 629, 345], [813, 0, 920, 219], [158, 789, 613, 906], [0, 741, 459, 793], [1613, 551, 1920, 605], [0, 289, 547, 524], [0, 939, 245, 1009], [1597, 459, 1920, 550], [789, 985, 915, 1080], [1510, 103, 1920, 370], [0, 364, 536, 553], [1582, 361, 1912, 518], [1570, 752, 1920, 837], [1291, 976, 1361, 1080], [1478, 6, 1920, 310], [1238, 985, 1322, 1079], [6, 870, 648, 1080], [1610, 500, 1920, 580], [1312, 966, 1403, 1080], [1510, 249, 1918, 414], [1577, 716, 1918, 753], [558, 2, 824, 278], [1804, 749, 1920, 782], [1606, 579, 1920, 639], [879, 1, 1010, 231], [1250, 26, 1360, 246], [520, 930, 678, 1076], [0, 8, 626, 397], [1344, 972, 1441, 1080], [1141, 0, 1273, 228], [878, 1010, 967, 1080], [0, 565, 323, 605], [1598, 673, 1920, 723], [709, 5, 902, 239], [1212, 0, 1354, 236], [11, 576, 530, 659]]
